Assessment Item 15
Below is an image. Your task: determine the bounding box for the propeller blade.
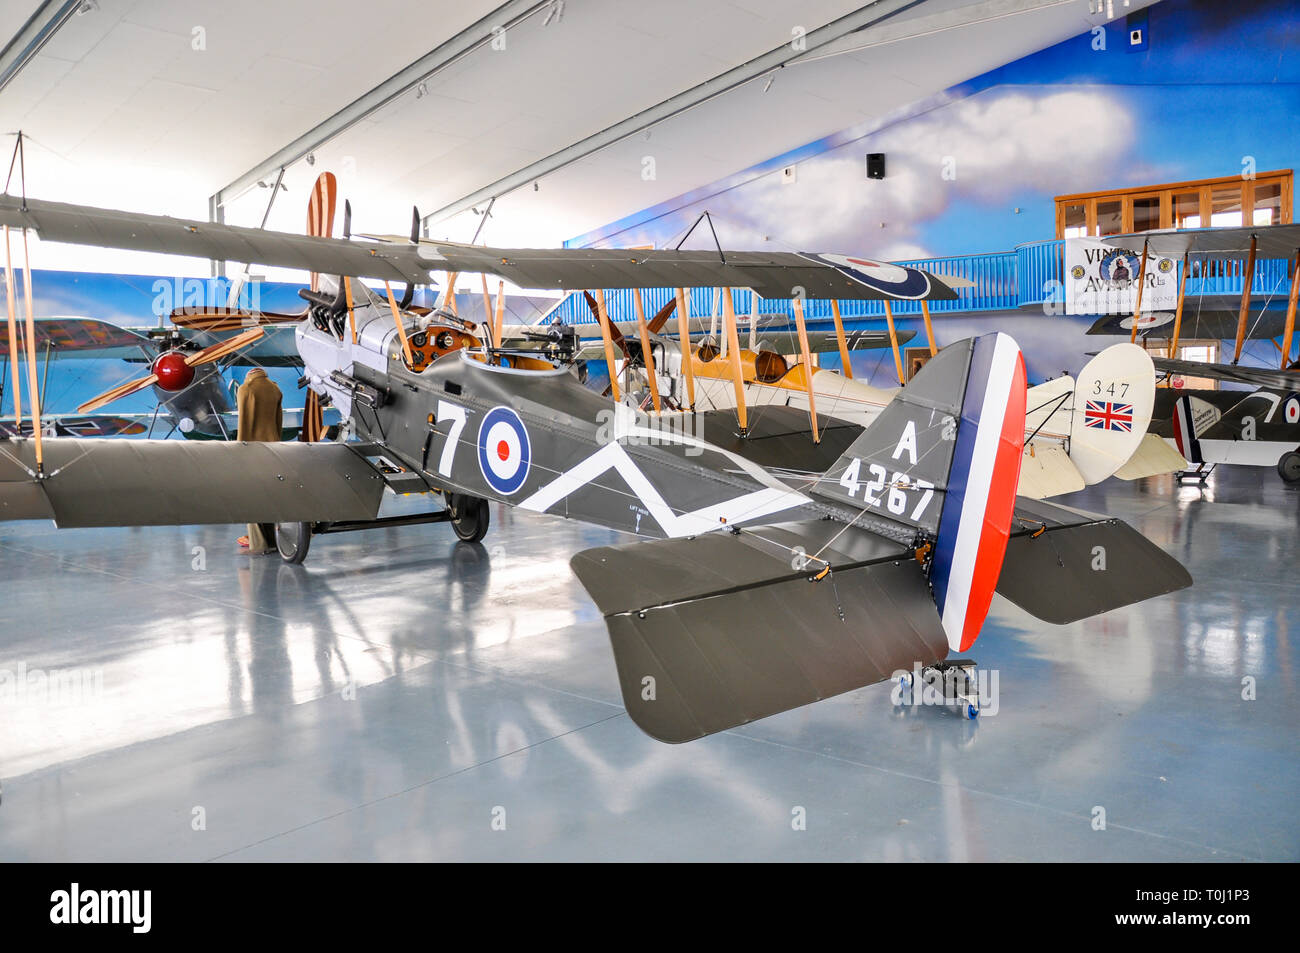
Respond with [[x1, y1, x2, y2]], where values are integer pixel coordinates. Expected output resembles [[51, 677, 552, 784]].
[[169, 308, 303, 331], [584, 291, 631, 358], [184, 327, 265, 367], [646, 295, 678, 335], [77, 373, 159, 414]]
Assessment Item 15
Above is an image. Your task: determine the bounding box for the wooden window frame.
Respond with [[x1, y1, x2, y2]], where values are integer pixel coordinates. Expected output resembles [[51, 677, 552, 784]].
[[1054, 171, 1293, 238]]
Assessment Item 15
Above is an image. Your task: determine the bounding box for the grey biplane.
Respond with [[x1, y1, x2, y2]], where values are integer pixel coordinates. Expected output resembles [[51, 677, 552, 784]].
[[0, 181, 1191, 743]]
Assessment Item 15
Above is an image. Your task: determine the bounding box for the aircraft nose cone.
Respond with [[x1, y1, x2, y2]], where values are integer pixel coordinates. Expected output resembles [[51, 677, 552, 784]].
[[154, 351, 195, 391]]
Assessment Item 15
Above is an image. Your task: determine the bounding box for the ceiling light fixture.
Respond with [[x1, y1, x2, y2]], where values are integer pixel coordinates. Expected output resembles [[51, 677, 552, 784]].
[[416, 81, 428, 100]]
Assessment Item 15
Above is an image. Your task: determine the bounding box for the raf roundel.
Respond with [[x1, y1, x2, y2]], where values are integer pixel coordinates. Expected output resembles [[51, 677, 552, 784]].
[[1284, 394, 1300, 425], [477, 406, 532, 496]]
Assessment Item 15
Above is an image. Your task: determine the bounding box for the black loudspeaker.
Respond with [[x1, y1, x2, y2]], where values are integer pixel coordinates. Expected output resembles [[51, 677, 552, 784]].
[[866, 153, 885, 179]]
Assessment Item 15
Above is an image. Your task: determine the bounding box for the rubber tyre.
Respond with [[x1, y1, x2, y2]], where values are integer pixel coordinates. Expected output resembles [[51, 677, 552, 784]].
[[1277, 451, 1300, 484], [276, 522, 312, 564], [448, 494, 490, 543]]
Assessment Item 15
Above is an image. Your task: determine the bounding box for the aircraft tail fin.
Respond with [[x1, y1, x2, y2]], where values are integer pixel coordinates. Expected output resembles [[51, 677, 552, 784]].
[[1171, 394, 1214, 464], [1065, 343, 1155, 484], [814, 333, 1026, 652]]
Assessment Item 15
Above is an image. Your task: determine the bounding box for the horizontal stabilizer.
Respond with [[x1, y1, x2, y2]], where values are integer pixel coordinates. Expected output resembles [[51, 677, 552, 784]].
[[1113, 433, 1187, 480], [996, 498, 1191, 625], [1017, 444, 1085, 499], [570, 521, 948, 743], [0, 438, 386, 527]]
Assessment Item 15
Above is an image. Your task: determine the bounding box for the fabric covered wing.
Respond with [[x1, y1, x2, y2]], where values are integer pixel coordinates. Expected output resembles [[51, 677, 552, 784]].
[[0, 438, 386, 527], [997, 497, 1192, 624], [570, 521, 948, 743]]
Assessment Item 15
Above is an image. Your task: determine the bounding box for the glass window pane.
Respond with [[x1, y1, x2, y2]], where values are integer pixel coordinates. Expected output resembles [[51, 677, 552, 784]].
[[1173, 192, 1201, 228], [1133, 195, 1161, 232], [1062, 203, 1087, 238], [1210, 186, 1243, 227], [1253, 181, 1282, 226], [1097, 200, 1123, 236]]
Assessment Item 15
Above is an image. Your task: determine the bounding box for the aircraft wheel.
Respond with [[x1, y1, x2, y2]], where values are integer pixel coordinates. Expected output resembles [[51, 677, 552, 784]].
[[448, 494, 490, 543], [1277, 451, 1300, 485], [275, 522, 312, 564]]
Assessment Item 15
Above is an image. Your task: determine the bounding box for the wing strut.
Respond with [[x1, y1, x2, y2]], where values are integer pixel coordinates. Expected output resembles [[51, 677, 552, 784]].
[[675, 287, 695, 411], [593, 289, 621, 402], [722, 288, 747, 436], [883, 299, 905, 385], [1232, 234, 1257, 362], [1129, 237, 1150, 344], [383, 282, 415, 366], [830, 299, 853, 378], [1168, 251, 1189, 359], [493, 279, 506, 360], [17, 228, 44, 474], [632, 289, 661, 413], [920, 299, 938, 356], [791, 296, 820, 444], [2, 226, 21, 425], [1281, 249, 1299, 370]]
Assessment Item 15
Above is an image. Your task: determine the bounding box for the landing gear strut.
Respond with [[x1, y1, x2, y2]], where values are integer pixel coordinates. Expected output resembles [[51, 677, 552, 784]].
[[272, 494, 491, 564]]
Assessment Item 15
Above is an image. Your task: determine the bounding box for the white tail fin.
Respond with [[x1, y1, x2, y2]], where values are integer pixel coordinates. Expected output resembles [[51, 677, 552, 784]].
[[1066, 344, 1154, 485]]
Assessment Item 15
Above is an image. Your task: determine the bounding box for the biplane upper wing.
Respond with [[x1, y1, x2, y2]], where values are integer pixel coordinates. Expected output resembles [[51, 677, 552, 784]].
[[0, 194, 433, 285], [3, 317, 151, 359], [1097, 223, 1300, 261], [1150, 355, 1299, 391], [418, 241, 972, 300], [1086, 309, 1291, 340], [1, 194, 969, 300], [0, 438, 385, 526]]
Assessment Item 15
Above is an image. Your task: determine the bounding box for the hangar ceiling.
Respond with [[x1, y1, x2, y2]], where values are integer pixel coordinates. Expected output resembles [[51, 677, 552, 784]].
[[0, 0, 1158, 275]]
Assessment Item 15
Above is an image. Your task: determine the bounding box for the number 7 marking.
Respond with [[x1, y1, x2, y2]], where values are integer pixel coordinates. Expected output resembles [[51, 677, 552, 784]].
[[436, 401, 467, 476]]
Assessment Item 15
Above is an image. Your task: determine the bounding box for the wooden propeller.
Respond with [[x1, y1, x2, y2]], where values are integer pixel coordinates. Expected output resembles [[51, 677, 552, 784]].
[[78, 327, 265, 413], [169, 307, 304, 332]]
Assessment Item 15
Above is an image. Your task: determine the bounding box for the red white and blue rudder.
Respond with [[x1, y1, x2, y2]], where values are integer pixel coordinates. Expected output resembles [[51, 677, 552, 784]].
[[929, 332, 1027, 653]]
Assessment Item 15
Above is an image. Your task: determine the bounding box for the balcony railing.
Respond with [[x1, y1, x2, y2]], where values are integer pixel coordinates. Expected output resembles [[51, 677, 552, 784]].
[[545, 238, 1294, 326]]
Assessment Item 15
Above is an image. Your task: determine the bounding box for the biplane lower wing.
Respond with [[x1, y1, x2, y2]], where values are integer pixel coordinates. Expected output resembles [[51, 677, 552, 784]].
[[570, 521, 948, 744], [997, 497, 1192, 625], [0, 438, 385, 527]]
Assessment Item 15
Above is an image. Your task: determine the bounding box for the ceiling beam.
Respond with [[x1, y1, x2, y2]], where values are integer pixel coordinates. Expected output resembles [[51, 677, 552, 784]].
[[420, 0, 928, 229], [0, 0, 82, 98], [209, 0, 555, 218]]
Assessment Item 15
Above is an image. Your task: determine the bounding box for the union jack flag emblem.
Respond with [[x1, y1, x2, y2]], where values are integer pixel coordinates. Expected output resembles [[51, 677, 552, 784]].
[[1084, 400, 1133, 432]]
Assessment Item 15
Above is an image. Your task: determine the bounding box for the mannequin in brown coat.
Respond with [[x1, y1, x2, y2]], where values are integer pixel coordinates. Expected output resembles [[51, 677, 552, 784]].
[[237, 368, 283, 553]]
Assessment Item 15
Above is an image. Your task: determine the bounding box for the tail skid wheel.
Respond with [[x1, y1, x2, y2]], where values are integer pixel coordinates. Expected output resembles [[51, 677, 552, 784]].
[[275, 522, 312, 564], [447, 494, 490, 543]]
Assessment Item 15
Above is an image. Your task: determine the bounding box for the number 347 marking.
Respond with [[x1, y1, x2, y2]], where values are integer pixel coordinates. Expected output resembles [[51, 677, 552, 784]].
[[837, 459, 933, 521]]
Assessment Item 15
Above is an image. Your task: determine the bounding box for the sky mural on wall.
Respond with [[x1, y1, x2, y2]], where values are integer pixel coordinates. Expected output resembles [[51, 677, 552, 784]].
[[565, 0, 1299, 386]]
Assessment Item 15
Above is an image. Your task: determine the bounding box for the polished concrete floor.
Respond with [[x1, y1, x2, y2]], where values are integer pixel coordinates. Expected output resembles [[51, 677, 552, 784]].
[[0, 466, 1296, 862]]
